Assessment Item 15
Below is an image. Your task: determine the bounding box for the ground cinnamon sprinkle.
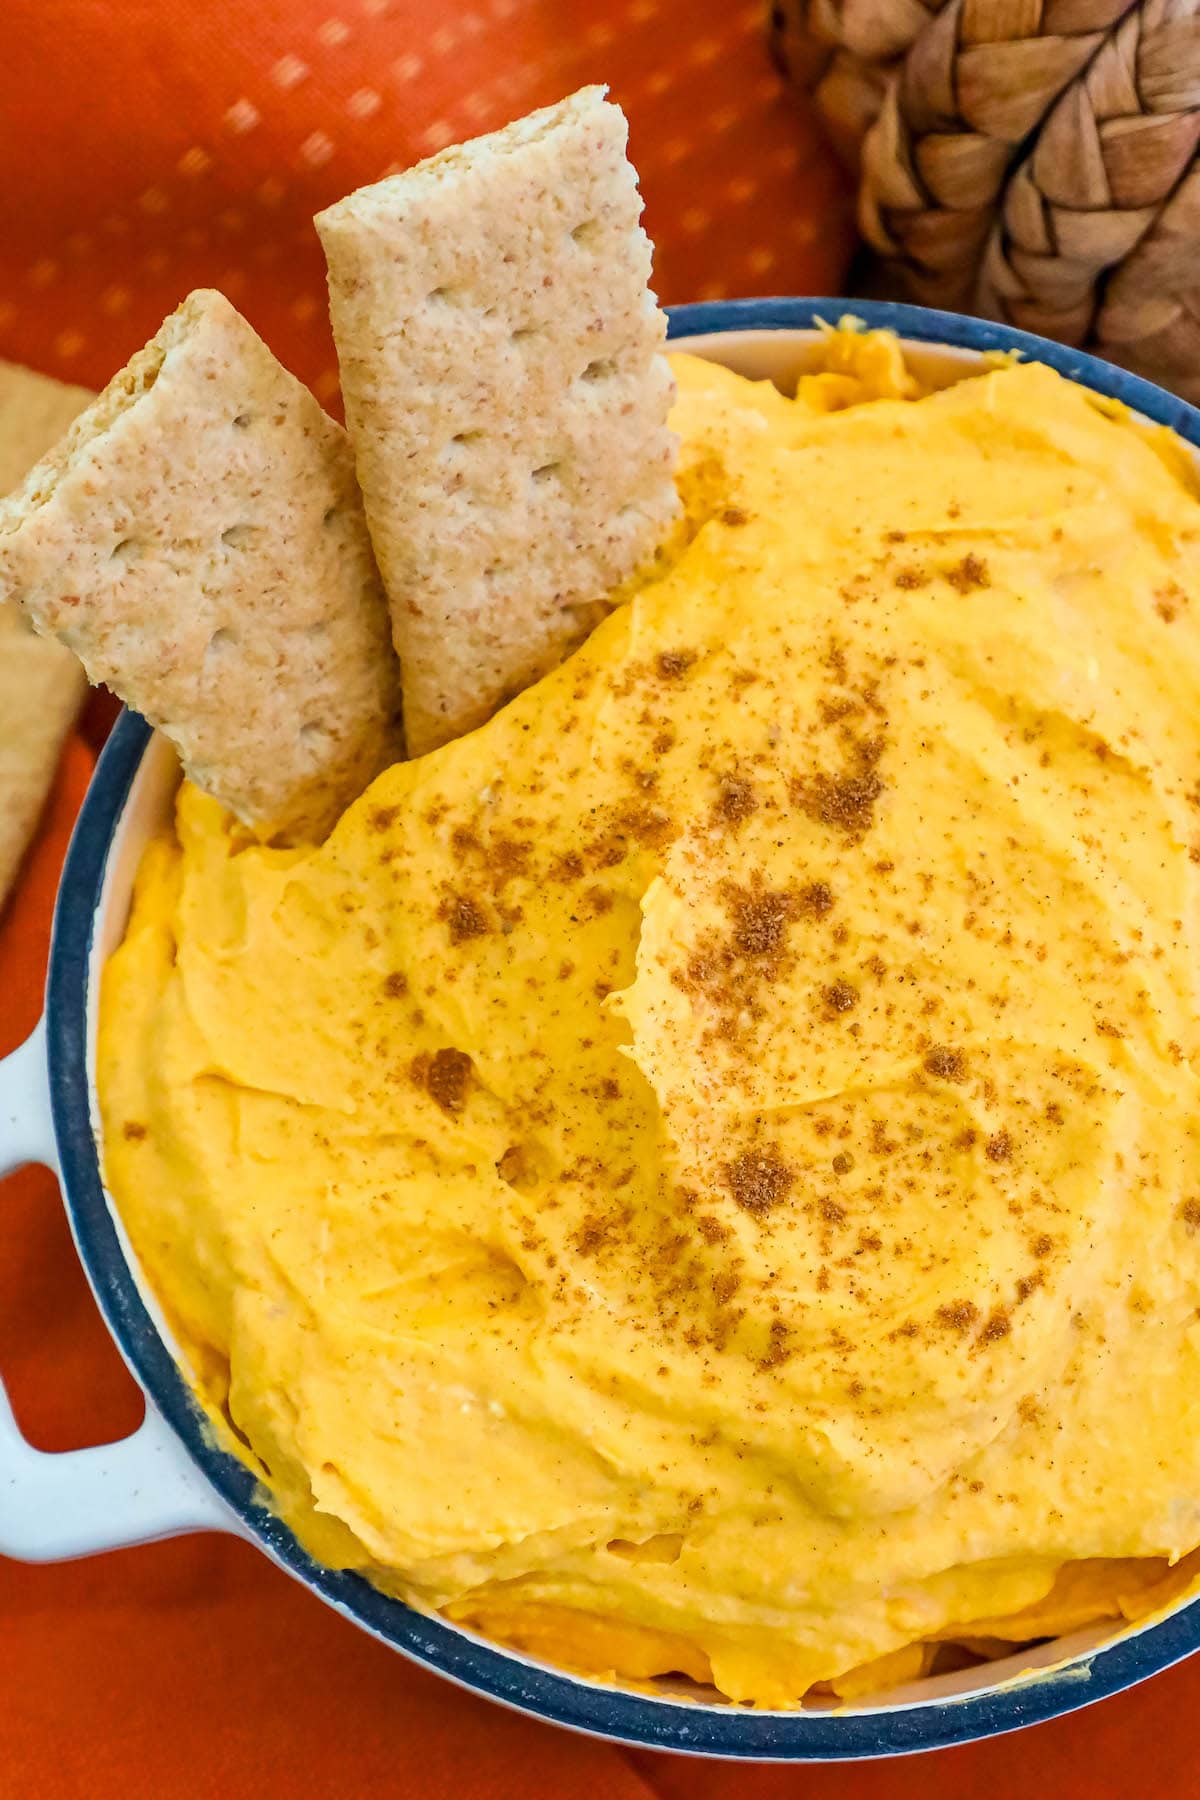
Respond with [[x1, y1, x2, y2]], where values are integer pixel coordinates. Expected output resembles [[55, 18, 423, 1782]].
[[799, 880, 835, 918], [722, 1149, 796, 1215], [674, 877, 823, 1061], [1179, 1198, 1200, 1232], [945, 553, 990, 593], [978, 1308, 1012, 1345], [712, 773, 758, 829], [894, 566, 928, 590], [924, 1045, 968, 1081], [412, 1048, 474, 1113], [369, 805, 398, 832], [487, 837, 532, 885], [730, 885, 795, 958], [382, 971, 408, 998], [758, 1318, 792, 1369], [823, 640, 849, 682], [823, 978, 859, 1014], [794, 766, 885, 836], [936, 1299, 979, 1332], [870, 1119, 897, 1157], [584, 804, 676, 870], [820, 694, 861, 725], [656, 649, 696, 679], [1155, 581, 1186, 622], [697, 1214, 732, 1244], [438, 890, 490, 943], [449, 823, 534, 894], [574, 1214, 619, 1255], [551, 850, 584, 883], [985, 1130, 1013, 1163], [790, 735, 886, 840]]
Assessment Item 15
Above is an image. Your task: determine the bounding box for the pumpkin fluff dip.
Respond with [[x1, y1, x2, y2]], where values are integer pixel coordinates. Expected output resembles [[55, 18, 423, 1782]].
[[99, 332, 1200, 1707]]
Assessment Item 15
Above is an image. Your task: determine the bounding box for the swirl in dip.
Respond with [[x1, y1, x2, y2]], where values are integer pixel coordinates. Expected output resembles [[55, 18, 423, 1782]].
[[100, 333, 1200, 1705]]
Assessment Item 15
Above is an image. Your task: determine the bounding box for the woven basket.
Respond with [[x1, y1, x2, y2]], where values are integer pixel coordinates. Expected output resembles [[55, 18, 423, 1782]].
[[769, 0, 1200, 399]]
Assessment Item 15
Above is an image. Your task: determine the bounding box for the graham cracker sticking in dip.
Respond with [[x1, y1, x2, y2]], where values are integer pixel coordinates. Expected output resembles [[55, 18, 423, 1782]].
[[316, 85, 679, 756], [0, 290, 401, 843]]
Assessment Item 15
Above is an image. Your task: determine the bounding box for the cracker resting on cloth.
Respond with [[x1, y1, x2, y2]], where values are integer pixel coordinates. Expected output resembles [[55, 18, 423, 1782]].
[[0, 290, 401, 841], [0, 361, 93, 910], [316, 86, 679, 755]]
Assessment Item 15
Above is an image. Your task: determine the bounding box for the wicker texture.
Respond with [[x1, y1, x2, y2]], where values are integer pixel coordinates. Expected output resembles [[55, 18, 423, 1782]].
[[1100, 163, 1200, 397], [770, 0, 1200, 396], [771, 0, 937, 165]]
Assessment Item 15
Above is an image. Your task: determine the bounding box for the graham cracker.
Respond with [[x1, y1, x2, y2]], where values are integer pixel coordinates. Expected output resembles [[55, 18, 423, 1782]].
[[316, 86, 679, 755], [0, 291, 401, 841]]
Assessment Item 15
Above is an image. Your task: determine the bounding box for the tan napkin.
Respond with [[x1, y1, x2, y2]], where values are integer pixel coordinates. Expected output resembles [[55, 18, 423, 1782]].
[[0, 359, 93, 910]]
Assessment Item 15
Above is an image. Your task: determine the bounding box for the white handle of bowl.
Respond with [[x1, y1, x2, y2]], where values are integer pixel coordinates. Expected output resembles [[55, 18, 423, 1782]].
[[0, 1021, 238, 1559], [0, 1020, 56, 1180]]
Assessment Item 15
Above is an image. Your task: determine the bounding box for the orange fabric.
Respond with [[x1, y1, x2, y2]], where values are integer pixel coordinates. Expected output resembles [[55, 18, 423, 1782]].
[[3, 3, 1198, 1794], [0, 0, 852, 403]]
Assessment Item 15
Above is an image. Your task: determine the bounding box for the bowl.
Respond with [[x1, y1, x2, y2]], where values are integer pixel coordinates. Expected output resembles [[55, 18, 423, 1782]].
[[4, 297, 1200, 1761]]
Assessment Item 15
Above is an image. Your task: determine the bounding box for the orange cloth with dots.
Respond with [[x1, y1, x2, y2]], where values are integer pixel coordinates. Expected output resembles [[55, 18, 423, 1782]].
[[4, 2, 1199, 1793], [0, 0, 851, 400]]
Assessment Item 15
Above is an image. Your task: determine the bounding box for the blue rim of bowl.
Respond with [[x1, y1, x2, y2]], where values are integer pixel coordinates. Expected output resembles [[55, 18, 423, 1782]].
[[43, 299, 1200, 1761]]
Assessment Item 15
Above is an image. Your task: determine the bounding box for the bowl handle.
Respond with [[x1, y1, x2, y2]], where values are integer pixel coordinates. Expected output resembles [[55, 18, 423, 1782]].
[[0, 1022, 241, 1559]]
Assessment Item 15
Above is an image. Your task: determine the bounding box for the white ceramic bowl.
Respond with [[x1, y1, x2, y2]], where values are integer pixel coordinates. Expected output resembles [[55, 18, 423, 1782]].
[[4, 299, 1200, 1760]]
